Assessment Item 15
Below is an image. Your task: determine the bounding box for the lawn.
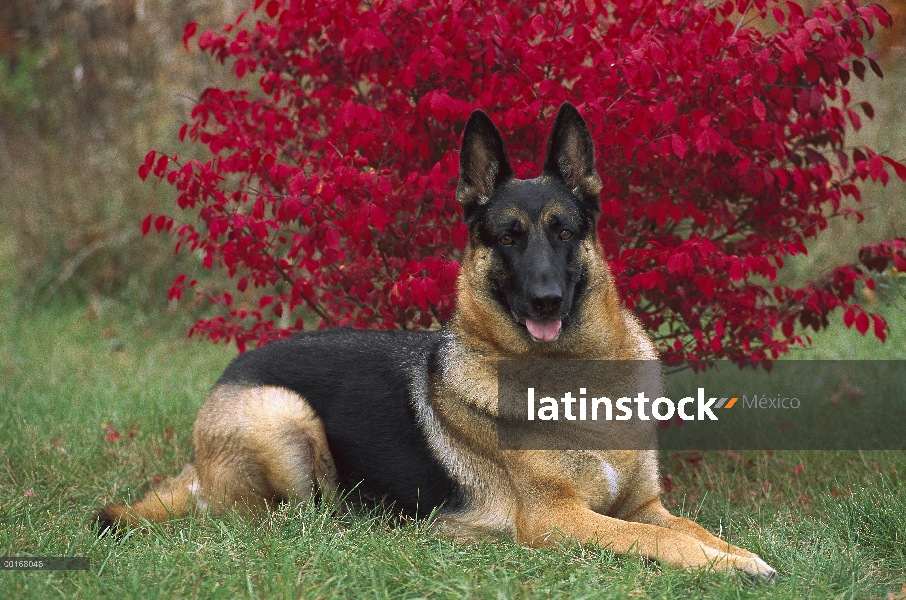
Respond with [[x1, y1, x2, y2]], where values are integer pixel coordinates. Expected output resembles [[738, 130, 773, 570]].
[[1, 251, 905, 599]]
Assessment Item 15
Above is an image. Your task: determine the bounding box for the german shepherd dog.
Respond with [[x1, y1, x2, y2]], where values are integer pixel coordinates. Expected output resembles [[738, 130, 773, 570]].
[[96, 103, 776, 582]]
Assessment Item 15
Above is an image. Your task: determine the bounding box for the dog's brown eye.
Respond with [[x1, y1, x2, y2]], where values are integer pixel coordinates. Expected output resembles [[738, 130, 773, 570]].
[[499, 234, 514, 246], [559, 229, 574, 241]]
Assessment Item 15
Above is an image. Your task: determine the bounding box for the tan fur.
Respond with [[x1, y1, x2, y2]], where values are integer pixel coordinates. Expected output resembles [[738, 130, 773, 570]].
[[97, 385, 338, 526]]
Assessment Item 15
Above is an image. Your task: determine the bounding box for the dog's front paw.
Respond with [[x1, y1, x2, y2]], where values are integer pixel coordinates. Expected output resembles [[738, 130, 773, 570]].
[[748, 556, 777, 584], [700, 549, 776, 583], [733, 554, 777, 584]]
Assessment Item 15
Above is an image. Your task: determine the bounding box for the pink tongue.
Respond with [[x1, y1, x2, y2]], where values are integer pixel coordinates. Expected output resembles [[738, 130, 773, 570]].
[[525, 318, 562, 342]]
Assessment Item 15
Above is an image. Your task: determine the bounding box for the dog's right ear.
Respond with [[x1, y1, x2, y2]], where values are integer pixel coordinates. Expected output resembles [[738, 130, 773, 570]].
[[456, 110, 514, 219]]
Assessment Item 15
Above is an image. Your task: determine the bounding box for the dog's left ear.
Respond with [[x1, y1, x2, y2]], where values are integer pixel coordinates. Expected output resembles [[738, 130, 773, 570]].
[[542, 102, 603, 204]]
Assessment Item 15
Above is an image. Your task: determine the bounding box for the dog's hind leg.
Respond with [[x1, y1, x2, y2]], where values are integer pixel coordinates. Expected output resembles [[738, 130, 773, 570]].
[[95, 463, 200, 531], [95, 385, 337, 533], [191, 385, 339, 514]]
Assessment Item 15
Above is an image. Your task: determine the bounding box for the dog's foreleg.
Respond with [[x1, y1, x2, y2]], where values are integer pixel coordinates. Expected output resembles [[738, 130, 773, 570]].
[[516, 499, 777, 582], [623, 497, 769, 562]]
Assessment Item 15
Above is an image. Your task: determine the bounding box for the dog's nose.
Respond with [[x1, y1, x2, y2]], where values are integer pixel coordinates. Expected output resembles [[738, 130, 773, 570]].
[[531, 286, 563, 314]]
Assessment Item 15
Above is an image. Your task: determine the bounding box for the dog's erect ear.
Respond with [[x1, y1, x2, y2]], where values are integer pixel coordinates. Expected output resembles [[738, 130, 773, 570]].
[[456, 110, 514, 216], [542, 102, 603, 203]]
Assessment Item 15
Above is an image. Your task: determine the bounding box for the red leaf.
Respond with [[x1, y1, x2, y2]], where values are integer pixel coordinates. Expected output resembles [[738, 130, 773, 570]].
[[804, 59, 821, 83], [425, 278, 441, 304], [782, 320, 794, 338], [666, 252, 688, 275], [871, 4, 892, 27], [183, 22, 198, 51], [871, 314, 886, 342], [138, 150, 155, 181], [752, 97, 766, 121], [141, 214, 153, 236], [855, 311, 869, 335], [868, 58, 883, 79], [104, 425, 121, 443], [882, 156, 906, 181], [771, 6, 785, 25], [696, 276, 715, 300], [289, 172, 306, 196], [694, 127, 720, 156], [154, 154, 169, 178], [369, 204, 388, 231], [869, 155, 885, 181], [198, 29, 215, 51], [670, 134, 687, 159], [843, 307, 855, 328]]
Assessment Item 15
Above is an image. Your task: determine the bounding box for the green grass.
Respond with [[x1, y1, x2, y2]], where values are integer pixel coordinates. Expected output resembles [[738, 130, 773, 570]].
[[2, 261, 906, 598]]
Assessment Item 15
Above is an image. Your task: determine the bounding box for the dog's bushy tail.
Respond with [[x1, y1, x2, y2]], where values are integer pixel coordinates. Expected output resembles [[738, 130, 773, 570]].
[[94, 463, 198, 534]]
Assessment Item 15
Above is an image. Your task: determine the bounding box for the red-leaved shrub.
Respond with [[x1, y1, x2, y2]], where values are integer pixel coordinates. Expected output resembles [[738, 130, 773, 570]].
[[141, 0, 906, 356]]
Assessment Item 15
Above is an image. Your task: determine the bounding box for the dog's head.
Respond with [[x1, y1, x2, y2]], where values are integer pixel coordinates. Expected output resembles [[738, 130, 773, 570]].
[[454, 102, 608, 351]]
